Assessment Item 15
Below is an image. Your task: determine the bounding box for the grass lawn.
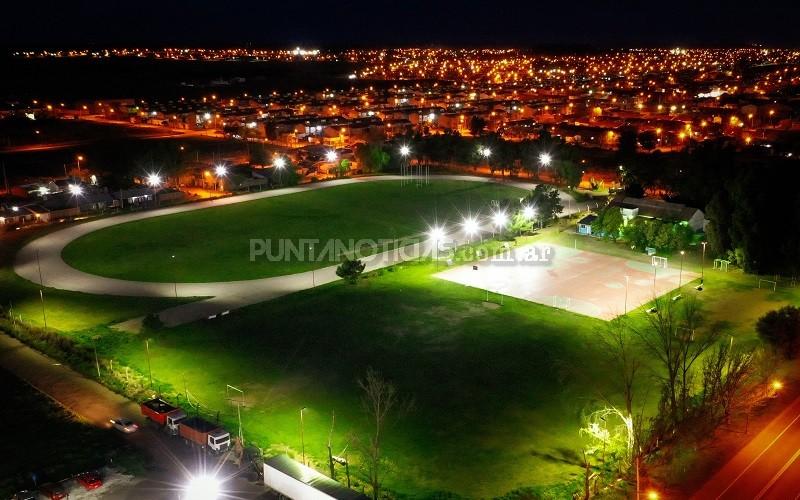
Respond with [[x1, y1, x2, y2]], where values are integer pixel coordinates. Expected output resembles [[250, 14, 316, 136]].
[[0, 226, 188, 332], [0, 367, 141, 496], [91, 244, 664, 497], [62, 180, 528, 282]]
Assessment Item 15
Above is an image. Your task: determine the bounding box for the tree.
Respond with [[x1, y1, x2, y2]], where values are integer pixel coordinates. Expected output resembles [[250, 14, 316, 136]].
[[355, 143, 390, 174], [632, 296, 721, 426], [617, 126, 639, 159], [336, 159, 351, 178], [358, 368, 399, 500], [592, 207, 624, 241], [468, 116, 487, 136], [336, 257, 365, 284], [638, 131, 658, 151], [756, 306, 800, 358], [273, 159, 300, 187], [509, 210, 534, 235], [524, 184, 564, 226], [555, 159, 582, 188], [249, 144, 268, 166]]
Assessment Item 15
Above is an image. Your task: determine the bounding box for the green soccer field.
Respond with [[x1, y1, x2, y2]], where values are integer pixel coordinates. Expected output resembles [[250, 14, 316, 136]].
[[62, 180, 529, 283]]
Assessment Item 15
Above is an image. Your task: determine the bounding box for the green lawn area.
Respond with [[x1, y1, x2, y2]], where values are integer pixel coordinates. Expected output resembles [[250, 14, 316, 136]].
[[0, 367, 141, 496], [0, 226, 187, 332], [62, 180, 528, 282]]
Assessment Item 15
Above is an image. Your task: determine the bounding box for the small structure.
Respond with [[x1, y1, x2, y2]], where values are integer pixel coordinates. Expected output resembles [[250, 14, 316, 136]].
[[610, 194, 706, 231], [264, 455, 367, 500], [576, 214, 597, 235]]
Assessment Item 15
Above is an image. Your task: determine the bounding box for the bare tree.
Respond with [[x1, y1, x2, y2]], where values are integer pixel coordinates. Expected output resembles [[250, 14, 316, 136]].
[[633, 296, 720, 426], [599, 318, 641, 418], [358, 368, 400, 500]]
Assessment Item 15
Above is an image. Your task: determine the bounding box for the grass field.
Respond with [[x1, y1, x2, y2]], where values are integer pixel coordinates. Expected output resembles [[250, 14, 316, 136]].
[[62, 180, 528, 282], [6, 194, 800, 497]]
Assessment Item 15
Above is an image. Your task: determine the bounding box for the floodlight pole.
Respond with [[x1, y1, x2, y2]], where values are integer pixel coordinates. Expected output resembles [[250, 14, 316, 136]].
[[701, 241, 707, 282], [300, 407, 307, 466]]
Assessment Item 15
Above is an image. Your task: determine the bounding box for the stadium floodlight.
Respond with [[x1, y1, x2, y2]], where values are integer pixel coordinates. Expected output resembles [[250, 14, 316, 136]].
[[214, 165, 228, 177], [184, 474, 220, 500], [146, 173, 162, 188], [462, 217, 479, 237], [274, 157, 286, 169], [522, 205, 535, 220], [539, 152, 552, 167], [325, 150, 338, 163], [492, 210, 508, 228], [399, 145, 411, 157]]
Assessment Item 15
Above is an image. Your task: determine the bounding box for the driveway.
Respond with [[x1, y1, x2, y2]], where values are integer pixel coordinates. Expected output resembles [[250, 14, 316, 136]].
[[15, 175, 580, 326]]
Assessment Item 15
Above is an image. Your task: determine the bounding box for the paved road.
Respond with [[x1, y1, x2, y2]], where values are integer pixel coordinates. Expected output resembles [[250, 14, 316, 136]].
[[15, 175, 580, 326], [0, 333, 270, 499], [693, 395, 800, 499]]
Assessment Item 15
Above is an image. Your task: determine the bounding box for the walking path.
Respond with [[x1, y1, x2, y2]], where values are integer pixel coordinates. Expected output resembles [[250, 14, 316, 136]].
[[15, 175, 580, 326]]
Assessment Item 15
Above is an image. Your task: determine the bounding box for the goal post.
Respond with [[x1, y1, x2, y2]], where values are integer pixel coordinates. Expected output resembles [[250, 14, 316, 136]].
[[651, 256, 668, 269], [758, 279, 777, 292], [713, 259, 730, 271]]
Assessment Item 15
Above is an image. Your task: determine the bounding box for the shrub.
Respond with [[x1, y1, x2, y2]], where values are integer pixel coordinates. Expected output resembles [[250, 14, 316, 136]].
[[757, 306, 800, 358]]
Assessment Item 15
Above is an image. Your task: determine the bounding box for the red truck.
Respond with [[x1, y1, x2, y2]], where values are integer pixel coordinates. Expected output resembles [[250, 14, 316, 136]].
[[179, 416, 231, 454], [140, 397, 186, 435]]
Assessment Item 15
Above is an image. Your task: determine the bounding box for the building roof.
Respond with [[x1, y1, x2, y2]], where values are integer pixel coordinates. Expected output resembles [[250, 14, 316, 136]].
[[578, 214, 598, 225], [265, 455, 368, 500], [611, 194, 702, 222]]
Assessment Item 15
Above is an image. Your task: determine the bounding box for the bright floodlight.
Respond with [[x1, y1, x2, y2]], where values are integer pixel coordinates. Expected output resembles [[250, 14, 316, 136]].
[[522, 205, 535, 220], [37, 186, 50, 196], [146, 173, 162, 188], [539, 152, 552, 167], [480, 147, 492, 158], [184, 475, 220, 500], [325, 150, 338, 163], [274, 157, 286, 169], [462, 217, 479, 236], [399, 145, 411, 157], [214, 165, 228, 177], [68, 184, 83, 196], [428, 226, 445, 242], [492, 210, 508, 228]]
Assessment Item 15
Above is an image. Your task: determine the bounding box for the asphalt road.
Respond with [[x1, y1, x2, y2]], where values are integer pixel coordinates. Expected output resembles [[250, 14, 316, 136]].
[[0, 333, 272, 499], [15, 175, 581, 326], [693, 395, 800, 499]]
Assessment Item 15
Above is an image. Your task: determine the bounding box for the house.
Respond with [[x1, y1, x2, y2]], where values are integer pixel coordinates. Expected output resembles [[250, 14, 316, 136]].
[[610, 194, 706, 231], [577, 214, 598, 235]]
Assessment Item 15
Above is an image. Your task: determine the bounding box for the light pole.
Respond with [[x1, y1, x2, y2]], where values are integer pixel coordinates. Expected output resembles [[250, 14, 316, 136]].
[[214, 165, 228, 192], [462, 217, 479, 244], [274, 156, 286, 186], [678, 250, 685, 291], [701, 241, 707, 283], [68, 183, 83, 212], [399, 145, 411, 184], [146, 172, 162, 207], [429, 226, 445, 271], [480, 147, 492, 175], [300, 407, 307, 466], [492, 210, 507, 239], [171, 254, 178, 298], [76, 155, 84, 177]]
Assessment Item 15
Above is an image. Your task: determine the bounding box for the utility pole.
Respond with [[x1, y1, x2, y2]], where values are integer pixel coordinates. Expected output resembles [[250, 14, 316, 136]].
[[145, 339, 153, 389]]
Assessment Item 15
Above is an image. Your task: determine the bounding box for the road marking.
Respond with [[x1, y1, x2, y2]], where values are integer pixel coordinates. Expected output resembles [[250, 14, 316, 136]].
[[754, 446, 800, 499], [716, 403, 800, 499]]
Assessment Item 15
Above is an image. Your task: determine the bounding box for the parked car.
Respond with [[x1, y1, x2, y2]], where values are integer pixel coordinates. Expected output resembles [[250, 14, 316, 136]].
[[109, 417, 138, 433], [10, 490, 37, 500], [76, 471, 103, 490], [38, 482, 67, 500]]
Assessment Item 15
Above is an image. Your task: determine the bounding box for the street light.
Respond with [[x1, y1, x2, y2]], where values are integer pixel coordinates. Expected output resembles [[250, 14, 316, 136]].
[[214, 165, 227, 191], [184, 474, 220, 500], [274, 156, 286, 185], [68, 183, 83, 211], [538, 152, 552, 168], [462, 217, 479, 242], [492, 210, 508, 236], [429, 226, 445, 270], [700, 241, 707, 282], [300, 407, 308, 466], [325, 150, 338, 163], [146, 172, 162, 206], [522, 205, 535, 220], [678, 250, 685, 291], [399, 145, 411, 157], [76, 155, 84, 175]]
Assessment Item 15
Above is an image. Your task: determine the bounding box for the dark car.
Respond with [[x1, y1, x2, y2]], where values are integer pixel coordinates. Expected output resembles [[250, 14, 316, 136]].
[[76, 471, 103, 490], [10, 491, 37, 500], [38, 482, 68, 499]]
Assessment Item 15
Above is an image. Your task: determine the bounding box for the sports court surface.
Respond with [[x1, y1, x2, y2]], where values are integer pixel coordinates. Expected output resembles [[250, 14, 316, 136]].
[[435, 243, 699, 320]]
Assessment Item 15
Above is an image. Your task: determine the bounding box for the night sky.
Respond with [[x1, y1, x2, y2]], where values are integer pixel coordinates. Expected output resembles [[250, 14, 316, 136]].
[[2, 0, 800, 48]]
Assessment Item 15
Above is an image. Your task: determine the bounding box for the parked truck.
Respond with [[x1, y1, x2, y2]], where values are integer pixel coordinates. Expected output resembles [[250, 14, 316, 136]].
[[178, 416, 231, 454], [140, 397, 186, 435]]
